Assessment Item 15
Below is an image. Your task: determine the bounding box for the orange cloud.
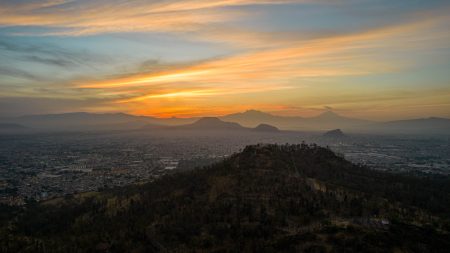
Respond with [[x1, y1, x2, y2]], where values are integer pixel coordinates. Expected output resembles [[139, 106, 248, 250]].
[[71, 10, 449, 117], [80, 13, 448, 87], [3, 1, 449, 118], [0, 0, 313, 36]]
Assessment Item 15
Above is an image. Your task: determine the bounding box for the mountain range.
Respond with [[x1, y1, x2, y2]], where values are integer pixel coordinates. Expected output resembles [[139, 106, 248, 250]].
[[222, 110, 372, 130], [0, 110, 449, 135], [142, 117, 280, 132]]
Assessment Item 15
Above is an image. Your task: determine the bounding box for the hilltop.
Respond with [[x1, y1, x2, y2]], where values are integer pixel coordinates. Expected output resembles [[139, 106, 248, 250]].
[[323, 129, 346, 138], [253, 123, 280, 132], [1, 144, 450, 252], [176, 117, 246, 130]]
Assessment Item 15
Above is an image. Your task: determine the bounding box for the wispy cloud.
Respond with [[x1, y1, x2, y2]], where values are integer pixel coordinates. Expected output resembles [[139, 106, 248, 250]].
[[0, 40, 108, 68], [65, 8, 450, 116], [1, 0, 449, 118], [78, 12, 449, 87], [0, 0, 314, 36], [0, 65, 42, 81]]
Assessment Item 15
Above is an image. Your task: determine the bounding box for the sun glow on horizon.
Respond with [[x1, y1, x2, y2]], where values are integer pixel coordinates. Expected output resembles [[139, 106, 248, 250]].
[[0, 0, 449, 119]]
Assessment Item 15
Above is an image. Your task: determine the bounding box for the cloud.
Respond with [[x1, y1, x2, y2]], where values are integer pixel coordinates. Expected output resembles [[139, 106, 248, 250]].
[[23, 55, 76, 67], [78, 11, 449, 88], [0, 0, 305, 36], [0, 40, 108, 68], [0, 65, 43, 81], [61, 9, 449, 117], [1, 0, 449, 118]]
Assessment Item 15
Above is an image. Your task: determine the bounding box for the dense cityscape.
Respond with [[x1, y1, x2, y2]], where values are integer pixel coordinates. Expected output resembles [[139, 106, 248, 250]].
[[1, 130, 448, 206]]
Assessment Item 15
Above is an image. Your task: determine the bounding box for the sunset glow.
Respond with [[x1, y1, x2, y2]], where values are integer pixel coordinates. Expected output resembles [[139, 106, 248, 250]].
[[1, 0, 449, 119]]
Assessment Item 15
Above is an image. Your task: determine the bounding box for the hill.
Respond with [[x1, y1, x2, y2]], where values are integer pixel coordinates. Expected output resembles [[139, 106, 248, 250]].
[[1, 112, 196, 132], [142, 118, 279, 133], [176, 117, 246, 131], [221, 110, 450, 134], [253, 123, 280, 132], [323, 129, 346, 138], [4, 112, 152, 131], [305, 111, 371, 130], [2, 144, 450, 252], [220, 110, 371, 131], [221, 110, 294, 128]]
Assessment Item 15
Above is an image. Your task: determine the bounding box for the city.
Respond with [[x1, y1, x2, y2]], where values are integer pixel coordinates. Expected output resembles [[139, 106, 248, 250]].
[[1, 130, 448, 205]]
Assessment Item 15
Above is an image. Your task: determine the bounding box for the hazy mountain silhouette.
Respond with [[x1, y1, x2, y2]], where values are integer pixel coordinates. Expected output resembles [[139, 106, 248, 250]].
[[1, 111, 448, 135], [0, 112, 196, 131], [304, 111, 371, 130], [222, 110, 450, 134], [176, 117, 246, 131], [323, 128, 346, 138], [143, 117, 280, 133], [142, 118, 282, 134], [3, 112, 151, 131], [314, 111, 341, 119], [221, 110, 371, 131], [253, 123, 280, 132], [221, 109, 293, 127]]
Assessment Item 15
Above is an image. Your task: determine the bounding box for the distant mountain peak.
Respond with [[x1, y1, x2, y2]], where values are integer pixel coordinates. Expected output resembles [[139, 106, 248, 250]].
[[225, 109, 275, 117], [197, 117, 222, 122], [323, 129, 346, 138], [317, 110, 341, 119], [253, 123, 279, 132], [426, 116, 446, 121], [244, 109, 269, 115], [186, 117, 245, 130]]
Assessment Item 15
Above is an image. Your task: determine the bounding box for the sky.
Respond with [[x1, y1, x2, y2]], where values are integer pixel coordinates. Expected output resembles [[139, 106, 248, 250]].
[[0, 0, 449, 120]]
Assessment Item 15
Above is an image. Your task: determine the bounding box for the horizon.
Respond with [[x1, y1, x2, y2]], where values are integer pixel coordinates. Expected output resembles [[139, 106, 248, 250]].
[[1, 0, 450, 121], [3, 108, 448, 123], [1, 2, 450, 248]]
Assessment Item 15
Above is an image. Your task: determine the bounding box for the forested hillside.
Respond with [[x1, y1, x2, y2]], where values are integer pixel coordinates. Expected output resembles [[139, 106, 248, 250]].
[[1, 144, 450, 252]]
